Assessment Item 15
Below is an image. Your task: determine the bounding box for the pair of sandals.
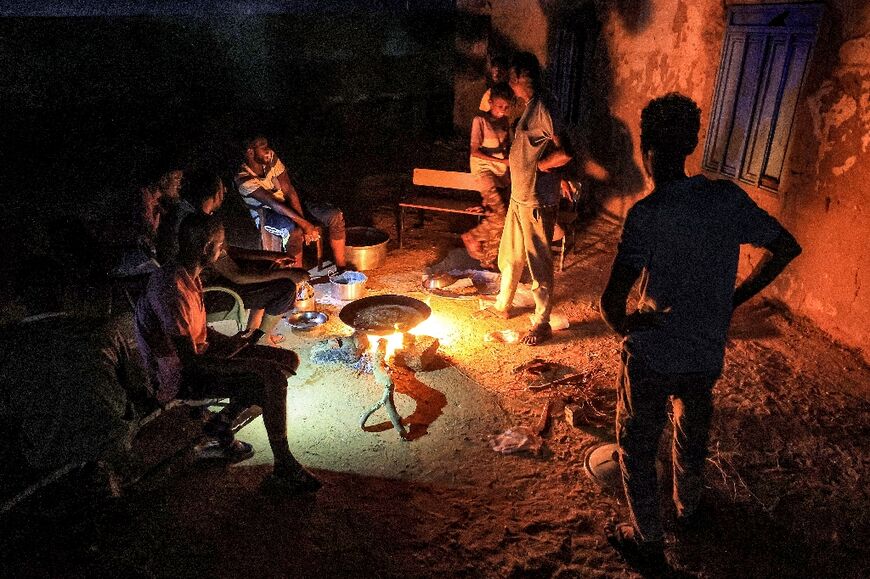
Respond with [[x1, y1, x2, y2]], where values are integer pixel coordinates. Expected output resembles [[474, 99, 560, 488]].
[[474, 305, 553, 345]]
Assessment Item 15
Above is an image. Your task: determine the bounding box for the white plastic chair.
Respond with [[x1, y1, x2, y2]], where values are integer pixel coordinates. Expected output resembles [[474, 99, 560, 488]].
[[203, 286, 246, 332]]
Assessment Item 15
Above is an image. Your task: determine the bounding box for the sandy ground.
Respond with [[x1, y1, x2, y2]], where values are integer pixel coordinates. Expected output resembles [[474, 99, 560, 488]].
[[2, 209, 868, 578]]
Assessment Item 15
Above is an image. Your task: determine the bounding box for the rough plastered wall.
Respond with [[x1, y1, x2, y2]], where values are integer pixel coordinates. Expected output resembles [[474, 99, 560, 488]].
[[488, 0, 551, 64], [778, 1, 870, 361], [481, 0, 869, 360], [453, 0, 550, 134], [453, 0, 493, 134], [480, 0, 725, 213], [594, 0, 725, 215]]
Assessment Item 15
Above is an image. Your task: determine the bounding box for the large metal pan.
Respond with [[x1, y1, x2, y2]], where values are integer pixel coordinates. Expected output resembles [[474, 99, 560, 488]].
[[339, 294, 431, 335]]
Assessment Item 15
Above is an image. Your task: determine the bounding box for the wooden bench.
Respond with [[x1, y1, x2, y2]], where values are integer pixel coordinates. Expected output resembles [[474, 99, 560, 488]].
[[398, 168, 579, 272], [397, 168, 483, 248]]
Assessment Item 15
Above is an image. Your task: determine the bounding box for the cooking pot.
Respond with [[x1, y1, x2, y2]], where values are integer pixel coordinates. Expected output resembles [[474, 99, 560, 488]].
[[294, 281, 316, 312], [339, 294, 431, 335], [330, 270, 368, 301], [345, 227, 390, 271]]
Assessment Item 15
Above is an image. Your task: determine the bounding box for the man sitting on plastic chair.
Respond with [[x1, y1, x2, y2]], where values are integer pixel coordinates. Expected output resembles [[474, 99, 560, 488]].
[[234, 134, 349, 272], [135, 212, 320, 494], [159, 169, 307, 345]]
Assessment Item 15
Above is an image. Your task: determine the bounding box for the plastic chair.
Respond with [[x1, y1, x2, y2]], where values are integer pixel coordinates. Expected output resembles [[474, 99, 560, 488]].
[[203, 286, 246, 332]]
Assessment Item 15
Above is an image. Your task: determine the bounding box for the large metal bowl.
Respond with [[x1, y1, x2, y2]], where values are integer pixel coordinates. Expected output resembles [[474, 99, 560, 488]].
[[345, 227, 390, 271], [339, 294, 430, 335]]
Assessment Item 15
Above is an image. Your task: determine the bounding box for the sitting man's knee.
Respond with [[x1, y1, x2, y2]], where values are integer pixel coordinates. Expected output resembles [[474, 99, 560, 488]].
[[326, 209, 345, 236], [262, 350, 299, 380], [283, 350, 300, 374], [263, 368, 290, 390]]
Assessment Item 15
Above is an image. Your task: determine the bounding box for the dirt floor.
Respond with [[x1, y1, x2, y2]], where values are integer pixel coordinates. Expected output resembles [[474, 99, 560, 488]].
[[2, 208, 868, 579]]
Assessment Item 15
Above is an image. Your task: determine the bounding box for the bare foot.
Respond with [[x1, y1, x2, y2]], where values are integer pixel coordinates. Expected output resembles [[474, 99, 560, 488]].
[[461, 232, 485, 261]]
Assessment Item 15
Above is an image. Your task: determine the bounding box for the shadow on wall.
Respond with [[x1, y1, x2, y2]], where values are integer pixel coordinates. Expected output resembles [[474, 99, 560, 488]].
[[474, 0, 650, 214], [543, 1, 650, 212], [613, 0, 653, 34]]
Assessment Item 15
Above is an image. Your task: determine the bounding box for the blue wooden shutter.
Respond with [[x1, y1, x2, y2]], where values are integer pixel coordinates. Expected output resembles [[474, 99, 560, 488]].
[[703, 4, 823, 193]]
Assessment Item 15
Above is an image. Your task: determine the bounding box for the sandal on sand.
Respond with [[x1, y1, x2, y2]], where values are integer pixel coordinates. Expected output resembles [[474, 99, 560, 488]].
[[195, 439, 255, 463], [605, 522, 668, 573], [473, 305, 513, 320], [521, 322, 552, 345], [261, 468, 322, 495]]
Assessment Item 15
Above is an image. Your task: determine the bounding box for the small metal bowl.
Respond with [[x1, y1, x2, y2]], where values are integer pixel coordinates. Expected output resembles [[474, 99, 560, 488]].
[[423, 273, 458, 290], [286, 311, 329, 330]]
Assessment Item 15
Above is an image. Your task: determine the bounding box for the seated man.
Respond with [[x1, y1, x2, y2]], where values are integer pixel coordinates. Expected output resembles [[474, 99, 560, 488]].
[[114, 155, 185, 277], [135, 212, 320, 493], [1, 280, 150, 491], [158, 168, 307, 343], [234, 135, 348, 271]]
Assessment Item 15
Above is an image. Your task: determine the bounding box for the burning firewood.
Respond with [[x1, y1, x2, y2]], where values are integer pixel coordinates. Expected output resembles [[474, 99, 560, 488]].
[[314, 330, 439, 439], [359, 338, 407, 438], [391, 334, 440, 372]]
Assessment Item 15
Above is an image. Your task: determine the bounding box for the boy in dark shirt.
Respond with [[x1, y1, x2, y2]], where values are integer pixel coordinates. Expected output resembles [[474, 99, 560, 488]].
[[600, 93, 801, 570]]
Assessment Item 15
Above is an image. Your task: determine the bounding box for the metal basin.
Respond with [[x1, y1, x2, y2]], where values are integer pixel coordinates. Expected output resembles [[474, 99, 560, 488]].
[[339, 294, 430, 335], [345, 227, 390, 271], [423, 273, 458, 290]]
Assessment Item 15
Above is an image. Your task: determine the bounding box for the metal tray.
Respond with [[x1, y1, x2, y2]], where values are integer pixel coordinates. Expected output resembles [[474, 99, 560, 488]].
[[421, 270, 500, 300], [286, 311, 329, 330]]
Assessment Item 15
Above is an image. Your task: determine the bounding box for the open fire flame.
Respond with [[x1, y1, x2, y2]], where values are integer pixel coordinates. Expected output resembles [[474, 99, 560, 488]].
[[365, 312, 455, 361]]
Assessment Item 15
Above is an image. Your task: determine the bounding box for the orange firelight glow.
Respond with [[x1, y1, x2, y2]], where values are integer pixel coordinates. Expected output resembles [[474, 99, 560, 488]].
[[365, 311, 457, 360], [408, 312, 454, 344], [367, 331, 405, 360]]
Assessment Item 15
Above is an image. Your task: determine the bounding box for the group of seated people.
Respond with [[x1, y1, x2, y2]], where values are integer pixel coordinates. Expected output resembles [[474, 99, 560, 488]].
[[1, 135, 335, 498], [129, 135, 349, 343], [123, 135, 356, 494]]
